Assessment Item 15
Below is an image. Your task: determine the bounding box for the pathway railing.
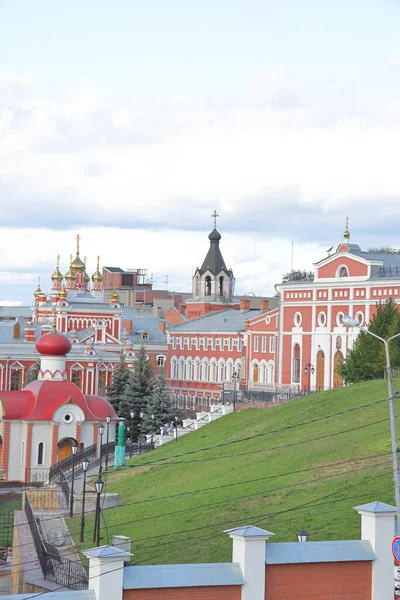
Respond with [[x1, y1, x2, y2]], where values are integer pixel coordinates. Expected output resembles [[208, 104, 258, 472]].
[[24, 494, 88, 589]]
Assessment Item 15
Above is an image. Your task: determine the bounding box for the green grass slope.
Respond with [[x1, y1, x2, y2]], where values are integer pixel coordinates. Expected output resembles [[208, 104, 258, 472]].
[[69, 380, 400, 565]]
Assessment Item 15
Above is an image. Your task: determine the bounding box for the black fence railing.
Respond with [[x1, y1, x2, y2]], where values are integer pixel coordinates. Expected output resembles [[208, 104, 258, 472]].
[[25, 467, 50, 485], [24, 494, 88, 589], [49, 443, 97, 483]]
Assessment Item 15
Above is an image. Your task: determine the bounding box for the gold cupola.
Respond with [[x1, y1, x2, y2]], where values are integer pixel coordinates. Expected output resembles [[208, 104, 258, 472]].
[[65, 255, 75, 281], [70, 234, 85, 273], [91, 255, 103, 283], [343, 216, 350, 242], [34, 277, 42, 298], [110, 289, 119, 303], [51, 255, 63, 282], [59, 287, 68, 299]]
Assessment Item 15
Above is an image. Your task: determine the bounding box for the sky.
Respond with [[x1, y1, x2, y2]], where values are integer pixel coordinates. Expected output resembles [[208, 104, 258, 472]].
[[2, 0, 400, 304]]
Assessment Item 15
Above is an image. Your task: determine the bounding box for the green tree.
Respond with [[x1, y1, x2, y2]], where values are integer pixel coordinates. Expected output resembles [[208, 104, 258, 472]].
[[141, 369, 173, 436], [338, 299, 400, 383], [368, 247, 400, 254], [24, 360, 40, 386], [282, 269, 314, 282], [121, 346, 155, 440], [107, 352, 130, 414]]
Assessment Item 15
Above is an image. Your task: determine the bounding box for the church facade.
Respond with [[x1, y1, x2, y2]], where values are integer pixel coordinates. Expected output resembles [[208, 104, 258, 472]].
[[0, 325, 118, 483], [0, 236, 168, 395], [167, 220, 400, 407]]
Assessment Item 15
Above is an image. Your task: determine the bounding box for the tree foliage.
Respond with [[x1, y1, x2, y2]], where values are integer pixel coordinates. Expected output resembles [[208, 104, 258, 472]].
[[368, 247, 400, 254], [282, 269, 314, 282], [141, 368, 173, 436], [25, 360, 40, 386], [107, 352, 130, 414], [121, 346, 155, 440], [338, 299, 400, 384]]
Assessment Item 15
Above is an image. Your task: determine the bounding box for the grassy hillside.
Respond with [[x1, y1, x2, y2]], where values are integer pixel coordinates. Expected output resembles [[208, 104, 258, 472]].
[[68, 379, 399, 565]]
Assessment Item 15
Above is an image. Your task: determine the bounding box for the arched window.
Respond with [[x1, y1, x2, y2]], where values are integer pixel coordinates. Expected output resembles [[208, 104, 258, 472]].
[[178, 358, 185, 379], [253, 363, 259, 383], [157, 355, 166, 367], [205, 276, 212, 296], [10, 370, 21, 391], [338, 266, 349, 277], [218, 361, 224, 382], [259, 363, 266, 383], [210, 360, 216, 382], [194, 276, 200, 296], [201, 359, 208, 381], [98, 371, 106, 395], [292, 344, 301, 383], [171, 358, 177, 379], [186, 359, 192, 381], [227, 361, 233, 381], [194, 359, 200, 381], [37, 442, 44, 466], [219, 276, 224, 296], [71, 370, 82, 389]]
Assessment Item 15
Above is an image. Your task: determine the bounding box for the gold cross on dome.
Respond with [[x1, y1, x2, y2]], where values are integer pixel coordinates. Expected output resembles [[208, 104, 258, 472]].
[[212, 210, 219, 229], [345, 216, 349, 229], [96, 255, 100, 269], [76, 233, 81, 254], [56, 255, 60, 269]]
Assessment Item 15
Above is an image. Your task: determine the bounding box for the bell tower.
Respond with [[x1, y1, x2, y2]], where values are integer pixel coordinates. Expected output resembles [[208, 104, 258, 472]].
[[186, 212, 235, 319]]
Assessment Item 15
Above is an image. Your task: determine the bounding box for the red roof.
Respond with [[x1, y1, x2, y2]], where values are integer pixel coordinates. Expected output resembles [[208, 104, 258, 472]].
[[0, 380, 118, 421]]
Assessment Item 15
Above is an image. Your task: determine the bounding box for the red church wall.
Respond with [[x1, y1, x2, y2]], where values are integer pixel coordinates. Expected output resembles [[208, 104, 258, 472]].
[[25, 424, 33, 475], [317, 256, 368, 278], [265, 561, 371, 600]]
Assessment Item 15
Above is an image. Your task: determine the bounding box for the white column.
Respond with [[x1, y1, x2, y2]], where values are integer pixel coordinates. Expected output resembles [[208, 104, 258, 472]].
[[83, 546, 133, 600], [225, 525, 274, 600], [354, 501, 396, 600]]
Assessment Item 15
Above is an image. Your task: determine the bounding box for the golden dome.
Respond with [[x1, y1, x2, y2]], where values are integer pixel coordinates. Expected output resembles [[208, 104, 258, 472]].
[[34, 285, 42, 298], [91, 255, 103, 283], [51, 256, 63, 282], [65, 255, 74, 281], [70, 234, 85, 273], [110, 289, 119, 302], [59, 287, 68, 299]]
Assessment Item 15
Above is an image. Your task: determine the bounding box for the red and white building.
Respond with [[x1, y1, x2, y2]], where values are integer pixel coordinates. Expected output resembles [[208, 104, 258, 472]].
[[168, 221, 400, 404], [0, 325, 118, 482], [0, 236, 168, 394]]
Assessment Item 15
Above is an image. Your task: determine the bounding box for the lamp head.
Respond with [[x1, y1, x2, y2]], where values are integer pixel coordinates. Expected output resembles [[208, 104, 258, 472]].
[[106, 415, 111, 424], [98, 423, 105, 436], [71, 443, 78, 456], [297, 529, 309, 543], [81, 459, 90, 472], [95, 477, 104, 495]]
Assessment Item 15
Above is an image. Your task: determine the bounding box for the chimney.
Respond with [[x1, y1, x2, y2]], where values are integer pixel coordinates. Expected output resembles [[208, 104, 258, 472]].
[[153, 306, 161, 319], [178, 304, 186, 315], [112, 535, 132, 566], [24, 325, 35, 342], [260, 299, 269, 313], [83, 546, 133, 600], [159, 320, 166, 334], [13, 319, 21, 339], [240, 298, 251, 313], [225, 525, 274, 600], [354, 501, 396, 600]]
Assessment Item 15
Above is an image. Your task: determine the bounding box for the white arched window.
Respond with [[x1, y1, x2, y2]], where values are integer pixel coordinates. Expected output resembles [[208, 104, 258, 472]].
[[186, 359, 193, 381], [218, 361, 225, 382], [227, 361, 233, 381], [201, 359, 208, 381], [178, 358, 185, 380], [210, 360, 217, 382], [194, 359, 200, 381], [337, 265, 349, 277], [170, 357, 177, 379], [259, 362, 267, 384]]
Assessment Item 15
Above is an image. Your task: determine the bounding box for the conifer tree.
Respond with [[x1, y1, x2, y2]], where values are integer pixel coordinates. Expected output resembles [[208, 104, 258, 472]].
[[120, 346, 155, 439], [141, 369, 173, 436], [338, 299, 400, 383], [107, 352, 130, 414]]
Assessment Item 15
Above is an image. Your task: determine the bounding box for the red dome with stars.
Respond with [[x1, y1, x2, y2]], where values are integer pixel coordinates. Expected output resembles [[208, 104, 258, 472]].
[[36, 331, 72, 356]]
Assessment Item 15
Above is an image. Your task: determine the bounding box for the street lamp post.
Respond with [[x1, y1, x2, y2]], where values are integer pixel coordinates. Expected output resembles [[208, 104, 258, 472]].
[[105, 414, 111, 472], [303, 363, 315, 393], [79, 459, 90, 543], [174, 415, 179, 441], [139, 411, 144, 454], [93, 470, 104, 546], [98, 423, 104, 471], [343, 315, 400, 524], [130, 410, 134, 458], [69, 443, 78, 518], [151, 414, 155, 448], [232, 372, 240, 412]]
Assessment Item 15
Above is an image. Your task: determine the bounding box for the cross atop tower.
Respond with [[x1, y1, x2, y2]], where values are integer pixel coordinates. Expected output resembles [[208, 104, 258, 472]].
[[56, 255, 60, 269], [76, 234, 81, 254], [212, 210, 219, 229], [345, 216, 349, 229], [96, 255, 100, 269]]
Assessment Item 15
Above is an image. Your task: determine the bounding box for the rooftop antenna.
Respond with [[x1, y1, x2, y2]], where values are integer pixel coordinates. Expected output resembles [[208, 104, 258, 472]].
[[327, 246, 333, 256], [165, 275, 168, 292]]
